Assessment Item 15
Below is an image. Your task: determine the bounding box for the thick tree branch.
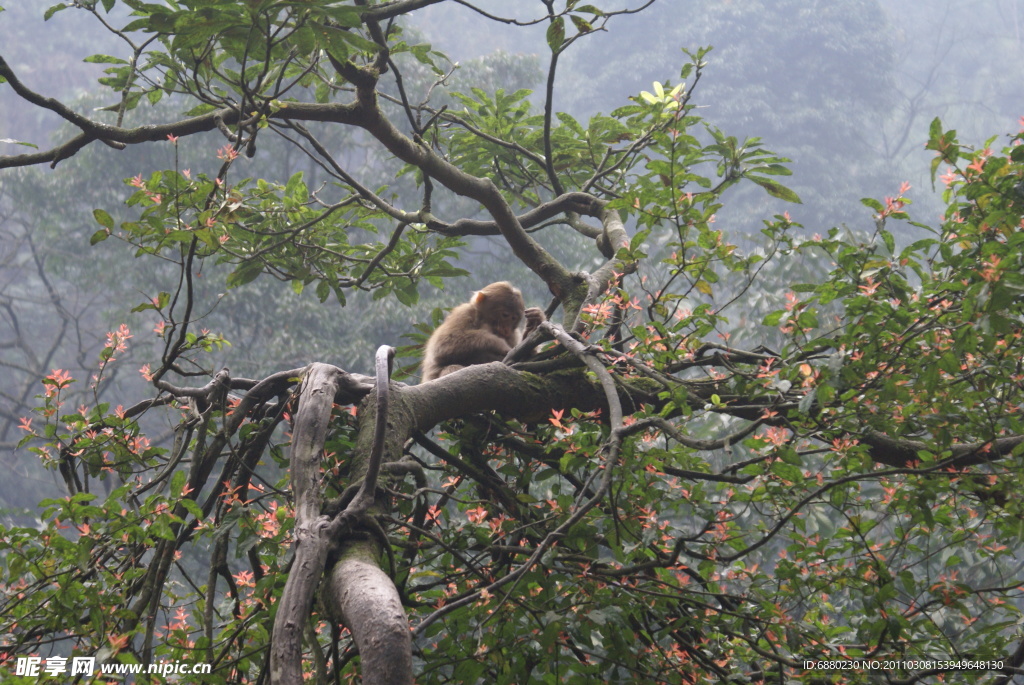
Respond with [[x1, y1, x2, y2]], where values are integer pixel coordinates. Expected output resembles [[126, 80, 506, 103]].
[[324, 541, 413, 685], [271, 364, 343, 685], [860, 430, 1024, 469]]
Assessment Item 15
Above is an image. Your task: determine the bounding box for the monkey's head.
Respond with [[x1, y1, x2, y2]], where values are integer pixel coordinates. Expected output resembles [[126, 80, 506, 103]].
[[472, 281, 526, 340]]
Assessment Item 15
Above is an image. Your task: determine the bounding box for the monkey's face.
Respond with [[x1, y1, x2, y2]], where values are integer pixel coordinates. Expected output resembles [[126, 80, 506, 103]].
[[472, 282, 526, 342], [488, 307, 523, 340]]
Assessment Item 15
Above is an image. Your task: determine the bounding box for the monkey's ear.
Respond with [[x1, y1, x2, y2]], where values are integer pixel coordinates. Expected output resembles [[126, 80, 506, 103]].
[[471, 290, 487, 305]]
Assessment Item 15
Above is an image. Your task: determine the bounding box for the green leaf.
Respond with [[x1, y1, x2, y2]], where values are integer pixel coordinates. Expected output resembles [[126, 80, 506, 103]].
[[860, 197, 884, 212], [570, 15, 594, 34], [770, 461, 803, 482], [316, 279, 331, 302], [44, 3, 68, 20], [226, 261, 264, 288], [317, 5, 365, 29], [546, 17, 565, 52], [90, 229, 110, 245], [929, 154, 943, 189], [748, 175, 802, 203], [285, 171, 305, 198], [881, 230, 895, 254], [0, 138, 38, 149], [84, 54, 128, 65], [630, 228, 651, 251], [750, 163, 791, 176], [171, 470, 187, 498], [395, 282, 419, 306], [93, 208, 115, 229], [179, 498, 205, 520]]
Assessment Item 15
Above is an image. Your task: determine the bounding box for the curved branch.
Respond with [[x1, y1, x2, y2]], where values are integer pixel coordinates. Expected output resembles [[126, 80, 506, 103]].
[[426, 191, 603, 236], [339, 346, 394, 521]]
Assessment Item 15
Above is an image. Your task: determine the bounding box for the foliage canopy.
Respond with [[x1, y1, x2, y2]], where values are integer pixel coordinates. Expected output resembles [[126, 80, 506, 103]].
[[2, 2, 1024, 684]]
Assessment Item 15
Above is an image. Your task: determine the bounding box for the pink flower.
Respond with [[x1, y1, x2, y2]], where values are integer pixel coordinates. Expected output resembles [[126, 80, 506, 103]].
[[858, 278, 880, 296], [967, 149, 990, 175], [466, 507, 488, 524], [234, 570, 255, 588], [216, 145, 240, 162], [105, 324, 132, 354], [979, 254, 1002, 282], [763, 426, 789, 447]]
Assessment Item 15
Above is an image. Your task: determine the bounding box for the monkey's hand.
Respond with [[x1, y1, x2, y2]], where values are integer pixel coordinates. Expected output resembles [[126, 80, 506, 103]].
[[524, 307, 546, 335]]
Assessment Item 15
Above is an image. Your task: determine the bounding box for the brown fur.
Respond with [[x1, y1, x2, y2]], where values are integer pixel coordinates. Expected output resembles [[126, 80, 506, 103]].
[[421, 282, 545, 382]]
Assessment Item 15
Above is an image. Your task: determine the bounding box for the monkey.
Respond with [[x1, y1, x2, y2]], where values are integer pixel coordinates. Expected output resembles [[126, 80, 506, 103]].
[[421, 281, 546, 382]]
